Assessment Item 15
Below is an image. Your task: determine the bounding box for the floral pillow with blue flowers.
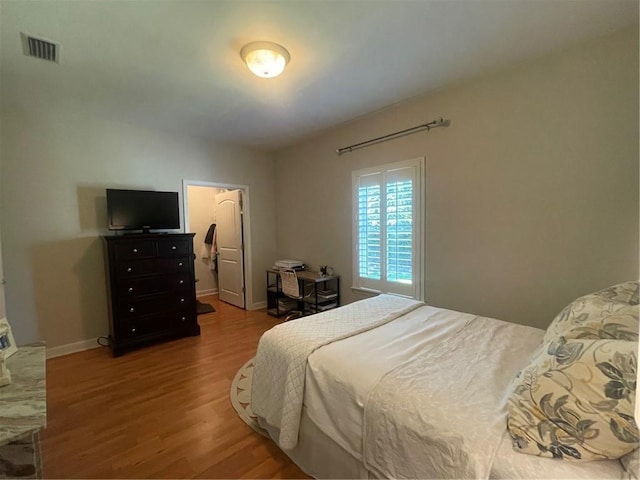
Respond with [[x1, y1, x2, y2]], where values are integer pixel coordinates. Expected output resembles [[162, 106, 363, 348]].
[[543, 281, 639, 344], [507, 338, 638, 460]]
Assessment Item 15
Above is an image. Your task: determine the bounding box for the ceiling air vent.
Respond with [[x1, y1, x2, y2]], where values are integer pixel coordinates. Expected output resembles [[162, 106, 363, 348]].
[[20, 33, 59, 63]]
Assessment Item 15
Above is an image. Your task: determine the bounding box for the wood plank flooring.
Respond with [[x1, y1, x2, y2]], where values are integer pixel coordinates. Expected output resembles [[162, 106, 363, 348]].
[[41, 295, 310, 479]]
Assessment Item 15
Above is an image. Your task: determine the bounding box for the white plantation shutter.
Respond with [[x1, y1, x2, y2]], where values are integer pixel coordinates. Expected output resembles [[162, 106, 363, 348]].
[[357, 172, 382, 286], [352, 158, 423, 299], [386, 177, 413, 284]]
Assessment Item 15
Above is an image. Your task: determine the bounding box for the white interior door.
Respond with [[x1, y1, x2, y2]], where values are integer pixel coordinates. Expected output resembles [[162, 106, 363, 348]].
[[215, 190, 245, 308]]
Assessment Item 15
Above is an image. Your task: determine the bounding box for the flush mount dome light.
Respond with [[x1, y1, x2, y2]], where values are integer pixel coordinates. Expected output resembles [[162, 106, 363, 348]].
[[240, 41, 290, 78]]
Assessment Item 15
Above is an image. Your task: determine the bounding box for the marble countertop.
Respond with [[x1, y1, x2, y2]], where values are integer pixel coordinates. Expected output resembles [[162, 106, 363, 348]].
[[0, 343, 47, 447]]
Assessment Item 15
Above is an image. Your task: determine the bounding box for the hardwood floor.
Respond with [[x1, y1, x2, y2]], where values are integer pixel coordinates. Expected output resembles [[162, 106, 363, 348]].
[[41, 295, 310, 479]]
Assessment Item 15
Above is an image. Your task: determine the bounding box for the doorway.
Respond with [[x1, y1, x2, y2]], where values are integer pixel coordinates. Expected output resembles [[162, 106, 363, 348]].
[[182, 180, 252, 311]]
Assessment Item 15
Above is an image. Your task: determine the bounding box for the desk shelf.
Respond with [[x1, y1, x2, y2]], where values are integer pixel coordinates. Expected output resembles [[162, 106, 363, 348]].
[[266, 269, 340, 318]]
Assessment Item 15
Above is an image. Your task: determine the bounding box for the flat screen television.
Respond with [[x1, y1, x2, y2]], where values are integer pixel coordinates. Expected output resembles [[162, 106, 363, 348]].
[[106, 188, 180, 233]]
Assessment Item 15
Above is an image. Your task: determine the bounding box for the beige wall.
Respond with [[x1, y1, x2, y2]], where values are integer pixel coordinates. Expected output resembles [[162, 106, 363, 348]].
[[273, 27, 639, 330], [1, 27, 636, 349], [187, 185, 220, 295], [0, 102, 276, 348]]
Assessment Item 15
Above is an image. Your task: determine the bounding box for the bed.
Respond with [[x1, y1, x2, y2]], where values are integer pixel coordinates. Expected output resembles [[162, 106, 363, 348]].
[[251, 287, 638, 479]]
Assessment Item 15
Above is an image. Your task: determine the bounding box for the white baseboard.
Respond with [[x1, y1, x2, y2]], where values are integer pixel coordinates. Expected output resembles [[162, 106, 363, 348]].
[[46, 338, 102, 359], [197, 288, 218, 297]]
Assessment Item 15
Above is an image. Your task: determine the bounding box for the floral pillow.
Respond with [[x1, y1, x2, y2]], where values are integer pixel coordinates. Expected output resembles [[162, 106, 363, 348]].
[[594, 281, 640, 306], [506, 338, 638, 461], [543, 281, 639, 344]]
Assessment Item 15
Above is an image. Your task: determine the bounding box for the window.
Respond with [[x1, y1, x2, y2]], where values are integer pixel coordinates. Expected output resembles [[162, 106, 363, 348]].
[[352, 157, 424, 299]]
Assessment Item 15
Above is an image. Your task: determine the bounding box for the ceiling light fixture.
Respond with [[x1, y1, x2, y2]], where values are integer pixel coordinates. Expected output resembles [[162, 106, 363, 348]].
[[240, 41, 290, 78]]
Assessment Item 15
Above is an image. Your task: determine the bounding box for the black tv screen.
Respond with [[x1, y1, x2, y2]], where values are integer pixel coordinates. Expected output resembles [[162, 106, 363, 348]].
[[107, 189, 180, 232]]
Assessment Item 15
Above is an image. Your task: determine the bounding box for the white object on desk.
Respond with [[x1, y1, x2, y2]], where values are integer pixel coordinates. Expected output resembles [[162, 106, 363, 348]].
[[274, 259, 304, 269]]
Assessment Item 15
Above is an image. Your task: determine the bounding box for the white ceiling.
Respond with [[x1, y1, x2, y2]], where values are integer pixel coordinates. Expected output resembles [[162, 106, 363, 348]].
[[1, 0, 638, 151]]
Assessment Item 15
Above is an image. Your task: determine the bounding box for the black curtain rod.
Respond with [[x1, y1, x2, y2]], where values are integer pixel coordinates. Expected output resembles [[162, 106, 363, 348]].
[[336, 117, 449, 155]]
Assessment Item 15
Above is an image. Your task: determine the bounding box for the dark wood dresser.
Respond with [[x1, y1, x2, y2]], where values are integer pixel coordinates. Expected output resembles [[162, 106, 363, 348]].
[[102, 233, 200, 356]]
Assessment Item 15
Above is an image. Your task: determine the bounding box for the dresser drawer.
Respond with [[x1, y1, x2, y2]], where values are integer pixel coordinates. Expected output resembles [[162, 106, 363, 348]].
[[157, 239, 191, 256], [115, 258, 158, 277], [118, 273, 192, 297], [118, 311, 194, 339], [115, 256, 192, 278], [157, 257, 192, 273], [114, 240, 156, 260], [118, 293, 194, 319]]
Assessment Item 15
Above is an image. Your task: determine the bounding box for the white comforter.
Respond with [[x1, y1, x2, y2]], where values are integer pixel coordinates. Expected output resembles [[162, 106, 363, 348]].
[[251, 294, 423, 450], [363, 313, 541, 478], [305, 304, 624, 479]]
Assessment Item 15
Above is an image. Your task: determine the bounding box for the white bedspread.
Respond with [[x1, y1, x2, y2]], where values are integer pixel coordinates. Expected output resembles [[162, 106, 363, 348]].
[[304, 305, 624, 479], [251, 294, 423, 450], [363, 314, 539, 479], [305, 305, 471, 459]]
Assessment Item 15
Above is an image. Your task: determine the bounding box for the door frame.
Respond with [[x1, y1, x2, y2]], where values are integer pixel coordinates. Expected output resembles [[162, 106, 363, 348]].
[[182, 179, 253, 310]]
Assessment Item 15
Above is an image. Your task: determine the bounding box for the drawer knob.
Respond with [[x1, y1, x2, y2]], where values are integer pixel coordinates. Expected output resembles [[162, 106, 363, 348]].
[[129, 307, 135, 313], [131, 327, 136, 333], [181, 316, 186, 322], [171, 245, 177, 250], [179, 280, 184, 285], [128, 287, 134, 293], [178, 262, 183, 267], [126, 267, 132, 273], [132, 248, 138, 254], [180, 298, 185, 303]]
